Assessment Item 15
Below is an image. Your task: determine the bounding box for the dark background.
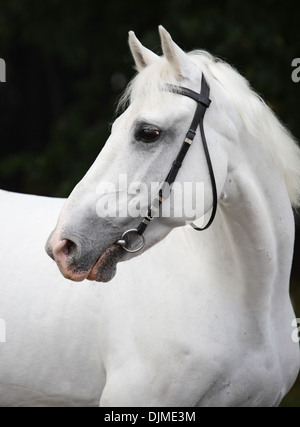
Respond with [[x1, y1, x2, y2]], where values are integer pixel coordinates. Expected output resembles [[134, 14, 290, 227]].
[[0, 0, 299, 406]]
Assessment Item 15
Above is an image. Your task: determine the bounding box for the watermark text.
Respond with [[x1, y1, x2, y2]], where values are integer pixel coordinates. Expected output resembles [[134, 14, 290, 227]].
[[96, 174, 205, 221]]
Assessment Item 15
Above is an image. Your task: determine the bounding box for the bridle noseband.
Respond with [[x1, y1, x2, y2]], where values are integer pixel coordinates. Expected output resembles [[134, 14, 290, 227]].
[[116, 74, 218, 253]]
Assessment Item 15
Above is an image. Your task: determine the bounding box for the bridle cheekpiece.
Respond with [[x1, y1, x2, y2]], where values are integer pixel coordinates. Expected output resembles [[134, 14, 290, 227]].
[[116, 74, 217, 252]]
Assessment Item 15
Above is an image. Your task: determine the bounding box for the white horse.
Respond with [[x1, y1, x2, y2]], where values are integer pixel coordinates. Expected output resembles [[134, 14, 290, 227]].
[[1, 26, 300, 407]]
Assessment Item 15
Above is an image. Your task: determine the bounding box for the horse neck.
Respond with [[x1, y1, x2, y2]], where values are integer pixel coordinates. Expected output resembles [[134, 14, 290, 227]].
[[185, 128, 295, 306]]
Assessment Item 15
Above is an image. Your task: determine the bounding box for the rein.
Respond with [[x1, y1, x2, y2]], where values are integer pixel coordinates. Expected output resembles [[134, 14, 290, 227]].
[[116, 74, 217, 253]]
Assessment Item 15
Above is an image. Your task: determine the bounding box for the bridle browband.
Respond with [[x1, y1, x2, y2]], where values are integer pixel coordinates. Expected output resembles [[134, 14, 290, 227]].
[[116, 74, 218, 253]]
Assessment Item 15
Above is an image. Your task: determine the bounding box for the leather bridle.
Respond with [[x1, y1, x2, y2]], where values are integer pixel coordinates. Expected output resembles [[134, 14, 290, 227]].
[[116, 73, 217, 253]]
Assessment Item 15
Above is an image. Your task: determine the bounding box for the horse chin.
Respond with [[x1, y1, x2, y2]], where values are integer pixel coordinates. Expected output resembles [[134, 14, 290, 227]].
[[86, 243, 125, 283]]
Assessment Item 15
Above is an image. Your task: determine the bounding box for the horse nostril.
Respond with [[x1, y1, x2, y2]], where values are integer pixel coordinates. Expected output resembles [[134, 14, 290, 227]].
[[52, 238, 78, 262], [46, 233, 90, 281], [64, 239, 77, 256]]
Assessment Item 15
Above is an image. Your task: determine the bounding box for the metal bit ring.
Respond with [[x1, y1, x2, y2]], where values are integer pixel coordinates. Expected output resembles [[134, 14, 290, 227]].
[[116, 229, 145, 253]]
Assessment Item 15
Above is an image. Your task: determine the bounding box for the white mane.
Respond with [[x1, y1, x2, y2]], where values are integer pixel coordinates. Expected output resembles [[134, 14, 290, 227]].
[[118, 50, 300, 208]]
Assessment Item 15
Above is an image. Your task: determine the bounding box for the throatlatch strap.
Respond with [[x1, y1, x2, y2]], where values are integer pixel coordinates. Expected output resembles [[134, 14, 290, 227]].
[[190, 116, 217, 231]]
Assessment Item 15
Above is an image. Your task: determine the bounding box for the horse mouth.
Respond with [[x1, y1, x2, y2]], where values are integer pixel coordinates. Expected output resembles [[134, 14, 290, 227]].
[[47, 231, 127, 283], [86, 243, 125, 283]]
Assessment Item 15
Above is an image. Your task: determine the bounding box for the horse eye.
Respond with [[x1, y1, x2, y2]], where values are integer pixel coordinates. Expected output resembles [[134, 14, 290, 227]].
[[138, 127, 161, 143]]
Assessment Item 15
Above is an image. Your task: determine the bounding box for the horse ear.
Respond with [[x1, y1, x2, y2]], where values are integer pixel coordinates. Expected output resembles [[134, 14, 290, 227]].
[[159, 25, 197, 80], [128, 31, 159, 71]]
